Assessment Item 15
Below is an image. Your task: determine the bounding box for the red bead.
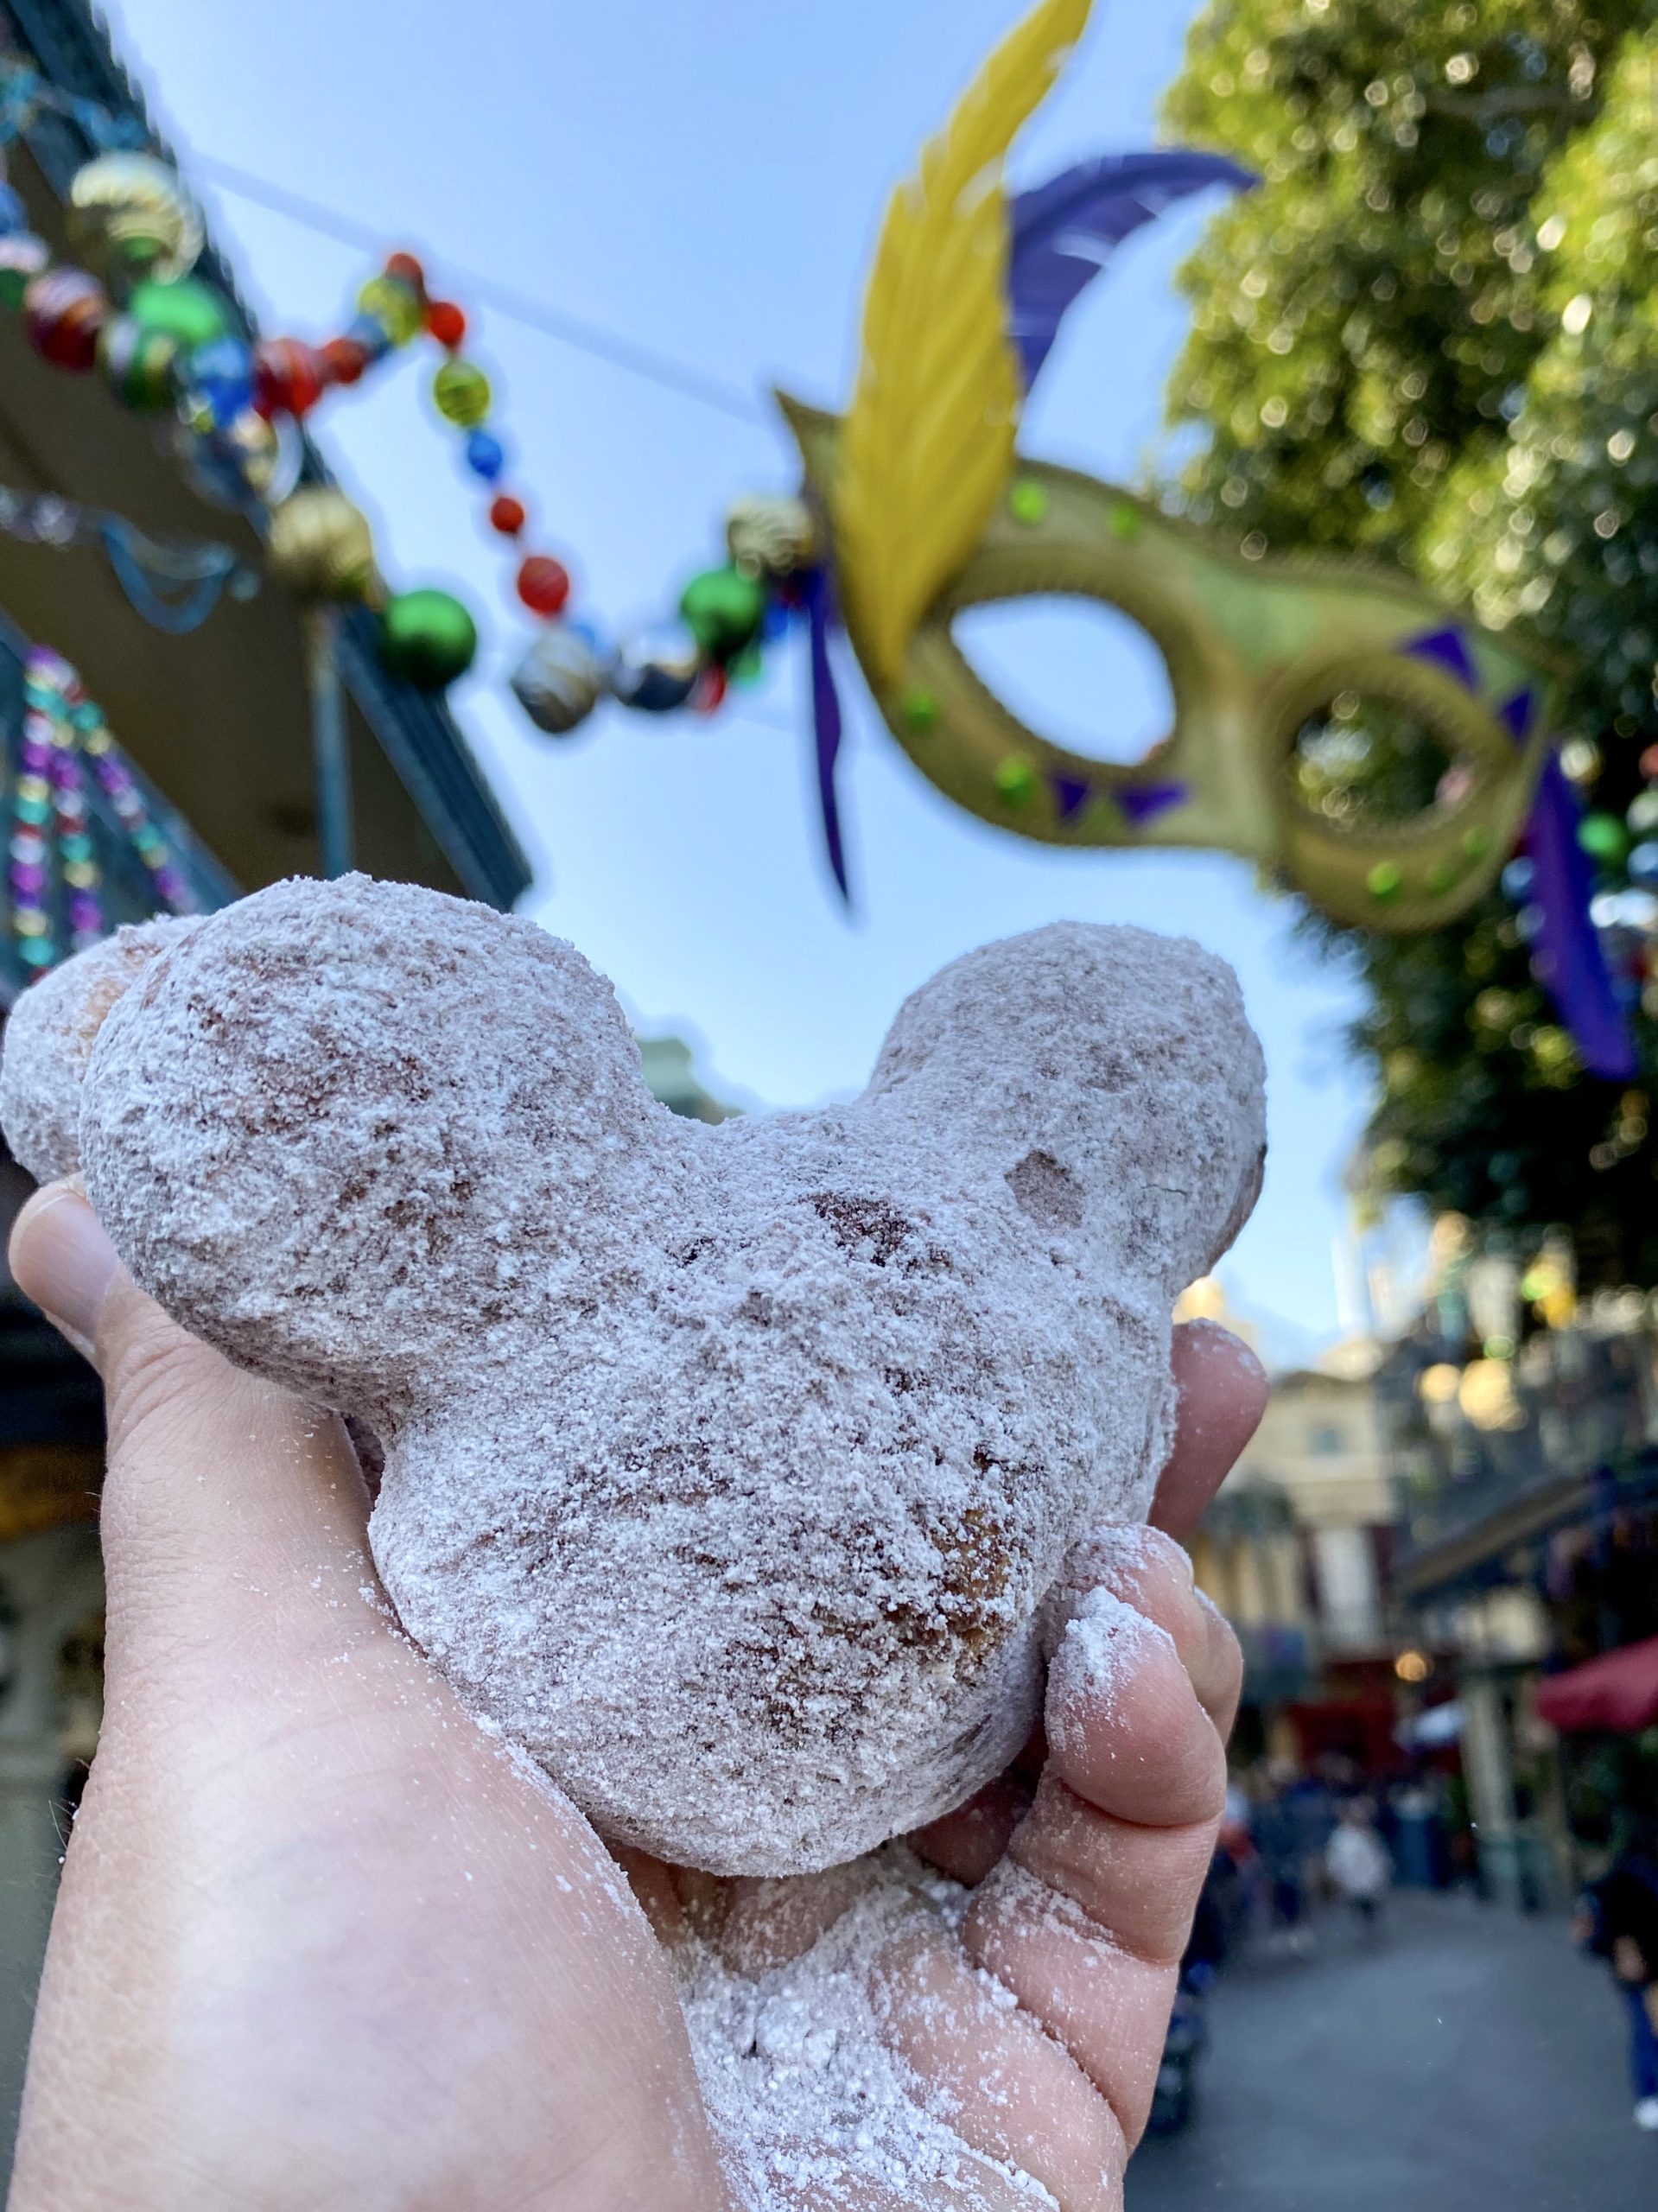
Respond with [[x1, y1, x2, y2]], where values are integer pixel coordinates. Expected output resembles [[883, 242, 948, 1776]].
[[24, 268, 106, 371], [489, 493, 526, 537], [1643, 744, 1658, 783], [516, 554, 571, 616], [253, 336, 325, 419], [693, 666, 728, 715], [384, 251, 426, 293], [320, 336, 369, 387], [426, 299, 466, 349]]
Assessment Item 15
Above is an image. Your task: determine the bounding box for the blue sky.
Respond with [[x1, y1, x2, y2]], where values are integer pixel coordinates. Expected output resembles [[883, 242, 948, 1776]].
[[101, 0, 1381, 1346]]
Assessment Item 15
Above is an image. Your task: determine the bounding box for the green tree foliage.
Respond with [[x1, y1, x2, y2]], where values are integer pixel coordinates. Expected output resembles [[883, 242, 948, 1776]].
[[1164, 0, 1658, 1288]]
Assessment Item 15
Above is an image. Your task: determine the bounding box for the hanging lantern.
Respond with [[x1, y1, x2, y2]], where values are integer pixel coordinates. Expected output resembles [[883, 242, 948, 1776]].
[[67, 153, 204, 285], [378, 588, 478, 689]]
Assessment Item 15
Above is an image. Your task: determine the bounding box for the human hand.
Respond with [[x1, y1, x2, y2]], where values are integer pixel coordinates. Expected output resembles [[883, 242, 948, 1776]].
[[8, 1184, 1264, 2211]]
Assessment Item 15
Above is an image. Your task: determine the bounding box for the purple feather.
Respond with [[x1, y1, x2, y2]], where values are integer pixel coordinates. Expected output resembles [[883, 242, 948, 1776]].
[[804, 566, 851, 906], [1524, 753, 1636, 1082], [1008, 152, 1256, 390]]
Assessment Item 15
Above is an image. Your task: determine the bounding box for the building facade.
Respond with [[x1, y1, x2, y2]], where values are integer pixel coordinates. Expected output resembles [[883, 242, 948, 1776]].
[[1183, 1281, 1414, 1773], [0, 0, 534, 2153]]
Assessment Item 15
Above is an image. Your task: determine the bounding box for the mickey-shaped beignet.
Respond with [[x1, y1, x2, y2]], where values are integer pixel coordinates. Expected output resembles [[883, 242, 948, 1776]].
[[0, 875, 1265, 1874]]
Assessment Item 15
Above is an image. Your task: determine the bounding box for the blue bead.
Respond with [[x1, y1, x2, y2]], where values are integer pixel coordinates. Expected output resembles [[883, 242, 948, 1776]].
[[188, 334, 254, 429], [0, 183, 27, 238], [344, 312, 394, 364], [1629, 839, 1658, 887], [465, 429, 505, 481]]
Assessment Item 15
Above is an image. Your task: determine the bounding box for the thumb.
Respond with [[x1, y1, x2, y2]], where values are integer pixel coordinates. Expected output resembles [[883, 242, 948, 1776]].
[[9, 1182, 378, 1673]]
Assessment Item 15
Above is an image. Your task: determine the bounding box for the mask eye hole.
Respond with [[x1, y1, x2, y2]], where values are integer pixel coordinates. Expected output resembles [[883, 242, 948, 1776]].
[[950, 596, 1174, 768], [1289, 690, 1475, 830]]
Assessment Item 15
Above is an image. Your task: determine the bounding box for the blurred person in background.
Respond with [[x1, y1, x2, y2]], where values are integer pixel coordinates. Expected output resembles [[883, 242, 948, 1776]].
[[1576, 1827, 1658, 2132], [1326, 1797, 1392, 1936], [1251, 1759, 1313, 1956]]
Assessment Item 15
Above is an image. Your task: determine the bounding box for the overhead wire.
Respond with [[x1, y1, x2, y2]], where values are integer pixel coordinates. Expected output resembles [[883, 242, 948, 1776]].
[[187, 150, 772, 429]]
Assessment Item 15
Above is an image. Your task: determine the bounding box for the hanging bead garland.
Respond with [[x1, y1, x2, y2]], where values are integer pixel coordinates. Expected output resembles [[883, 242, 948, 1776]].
[[0, 144, 473, 689], [9, 646, 195, 970], [1, 87, 828, 729]]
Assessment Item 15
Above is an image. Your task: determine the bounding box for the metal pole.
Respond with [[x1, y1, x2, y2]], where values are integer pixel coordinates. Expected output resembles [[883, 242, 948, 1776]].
[[307, 606, 353, 880]]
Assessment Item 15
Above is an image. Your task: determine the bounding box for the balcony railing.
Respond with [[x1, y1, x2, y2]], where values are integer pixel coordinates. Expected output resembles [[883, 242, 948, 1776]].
[[1389, 1321, 1658, 1581], [0, 614, 234, 1005]]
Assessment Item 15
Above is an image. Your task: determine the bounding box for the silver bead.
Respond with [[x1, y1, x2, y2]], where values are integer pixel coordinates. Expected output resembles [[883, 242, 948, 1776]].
[[511, 621, 608, 737]]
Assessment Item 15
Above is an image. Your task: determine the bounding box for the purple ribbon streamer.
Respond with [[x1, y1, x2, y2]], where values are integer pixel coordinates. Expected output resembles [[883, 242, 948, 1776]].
[[1007, 152, 1256, 391], [804, 566, 851, 906], [1525, 753, 1636, 1081]]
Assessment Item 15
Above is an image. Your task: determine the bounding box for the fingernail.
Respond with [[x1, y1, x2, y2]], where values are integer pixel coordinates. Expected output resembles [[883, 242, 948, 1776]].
[[11, 1187, 118, 1350]]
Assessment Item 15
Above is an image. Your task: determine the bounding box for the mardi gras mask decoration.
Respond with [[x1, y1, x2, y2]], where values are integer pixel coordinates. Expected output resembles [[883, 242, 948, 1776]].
[[774, 0, 1630, 1076], [780, 0, 1557, 934]]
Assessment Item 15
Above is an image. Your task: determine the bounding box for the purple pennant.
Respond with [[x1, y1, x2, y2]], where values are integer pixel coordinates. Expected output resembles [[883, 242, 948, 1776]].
[[804, 565, 851, 906], [1051, 772, 1092, 822], [1116, 780, 1189, 827], [1404, 626, 1479, 691], [1007, 153, 1256, 391], [1525, 753, 1636, 1082]]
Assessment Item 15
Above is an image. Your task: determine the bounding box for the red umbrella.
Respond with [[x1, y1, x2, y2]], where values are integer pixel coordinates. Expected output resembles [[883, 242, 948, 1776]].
[[1534, 1635, 1658, 1734]]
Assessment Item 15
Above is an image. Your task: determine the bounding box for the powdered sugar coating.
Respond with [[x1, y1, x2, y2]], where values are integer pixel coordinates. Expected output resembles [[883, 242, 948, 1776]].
[[0, 875, 1264, 1874], [0, 915, 198, 1185]]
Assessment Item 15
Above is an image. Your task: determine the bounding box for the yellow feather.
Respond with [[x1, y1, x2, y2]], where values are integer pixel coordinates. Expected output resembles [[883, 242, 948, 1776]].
[[836, 0, 1094, 688]]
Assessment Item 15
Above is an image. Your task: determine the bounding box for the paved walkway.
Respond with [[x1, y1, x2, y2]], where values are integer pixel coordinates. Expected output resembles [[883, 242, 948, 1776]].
[[1127, 1889, 1652, 2212]]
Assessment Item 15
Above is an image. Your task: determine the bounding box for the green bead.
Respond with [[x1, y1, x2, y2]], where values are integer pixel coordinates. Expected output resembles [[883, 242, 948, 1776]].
[[1008, 478, 1048, 525], [679, 566, 767, 662], [900, 688, 939, 731], [378, 588, 479, 690], [1460, 825, 1491, 860], [1107, 501, 1142, 540], [1578, 811, 1628, 863], [98, 315, 179, 411], [432, 356, 492, 428], [126, 276, 231, 350], [0, 245, 47, 308], [1367, 861, 1403, 901], [1426, 859, 1460, 894], [994, 752, 1038, 808], [728, 642, 765, 688]]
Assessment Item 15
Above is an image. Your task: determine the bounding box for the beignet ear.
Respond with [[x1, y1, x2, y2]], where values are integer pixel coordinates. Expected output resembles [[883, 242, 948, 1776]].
[[77, 874, 664, 1413], [0, 916, 200, 1184], [864, 920, 1266, 1299]]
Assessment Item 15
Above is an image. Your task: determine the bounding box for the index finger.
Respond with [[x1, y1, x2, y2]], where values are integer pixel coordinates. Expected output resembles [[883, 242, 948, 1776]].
[[1148, 1319, 1267, 1538]]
